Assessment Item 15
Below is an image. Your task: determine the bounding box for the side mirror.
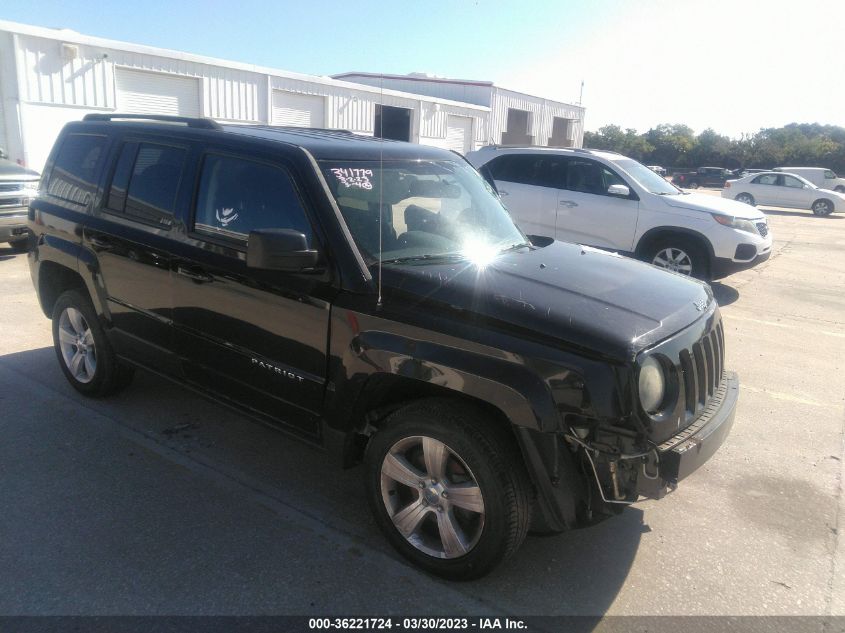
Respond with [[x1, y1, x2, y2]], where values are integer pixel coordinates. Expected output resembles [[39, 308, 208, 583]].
[[607, 184, 630, 197], [246, 228, 319, 272]]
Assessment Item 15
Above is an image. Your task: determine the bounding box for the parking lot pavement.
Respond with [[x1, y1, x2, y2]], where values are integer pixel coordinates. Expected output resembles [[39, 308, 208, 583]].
[[0, 204, 843, 616]]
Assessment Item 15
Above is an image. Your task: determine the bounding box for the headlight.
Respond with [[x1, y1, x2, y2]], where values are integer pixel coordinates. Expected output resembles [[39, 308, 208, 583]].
[[638, 356, 666, 414], [712, 213, 757, 234]]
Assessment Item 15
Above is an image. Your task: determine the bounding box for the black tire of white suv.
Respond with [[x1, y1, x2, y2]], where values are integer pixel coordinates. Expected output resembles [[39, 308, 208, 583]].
[[645, 236, 709, 280]]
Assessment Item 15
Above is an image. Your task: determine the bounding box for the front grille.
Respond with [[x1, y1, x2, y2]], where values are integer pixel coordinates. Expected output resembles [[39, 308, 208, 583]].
[[678, 319, 725, 418], [756, 222, 768, 237], [0, 183, 26, 193]]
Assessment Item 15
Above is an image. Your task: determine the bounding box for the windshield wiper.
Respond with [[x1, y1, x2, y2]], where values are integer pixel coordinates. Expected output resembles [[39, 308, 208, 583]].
[[498, 241, 532, 253], [380, 253, 466, 265]]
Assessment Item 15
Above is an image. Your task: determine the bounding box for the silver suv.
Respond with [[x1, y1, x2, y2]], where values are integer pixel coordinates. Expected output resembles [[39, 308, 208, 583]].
[[0, 148, 40, 252]]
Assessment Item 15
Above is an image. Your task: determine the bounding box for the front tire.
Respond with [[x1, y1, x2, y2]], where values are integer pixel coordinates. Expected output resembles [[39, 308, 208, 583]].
[[812, 199, 834, 216], [364, 399, 531, 580], [52, 290, 134, 397], [646, 236, 710, 280], [735, 193, 755, 206], [8, 240, 28, 253]]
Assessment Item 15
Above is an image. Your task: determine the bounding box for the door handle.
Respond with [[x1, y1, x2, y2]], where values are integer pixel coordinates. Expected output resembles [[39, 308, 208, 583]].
[[559, 200, 578, 208], [177, 266, 213, 283], [88, 235, 113, 250]]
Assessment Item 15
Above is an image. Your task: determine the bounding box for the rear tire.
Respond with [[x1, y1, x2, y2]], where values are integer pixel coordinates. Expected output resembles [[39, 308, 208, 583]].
[[687, 181, 700, 189], [645, 236, 710, 281], [834, 186, 845, 193], [812, 199, 834, 216], [735, 193, 755, 206], [364, 399, 532, 580], [8, 240, 28, 253], [52, 290, 134, 397]]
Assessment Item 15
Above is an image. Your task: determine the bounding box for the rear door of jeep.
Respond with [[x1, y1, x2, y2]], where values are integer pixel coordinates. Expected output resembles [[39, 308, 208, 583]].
[[82, 130, 189, 373]]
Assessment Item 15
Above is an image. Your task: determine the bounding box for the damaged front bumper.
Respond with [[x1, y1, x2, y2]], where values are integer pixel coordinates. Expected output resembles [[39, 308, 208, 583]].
[[637, 371, 739, 498]]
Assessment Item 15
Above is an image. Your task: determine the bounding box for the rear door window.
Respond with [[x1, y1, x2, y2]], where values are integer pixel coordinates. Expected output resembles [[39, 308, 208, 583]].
[[487, 155, 541, 186], [105, 141, 187, 224], [782, 175, 804, 189], [193, 154, 313, 247], [47, 133, 109, 204], [752, 174, 778, 185]]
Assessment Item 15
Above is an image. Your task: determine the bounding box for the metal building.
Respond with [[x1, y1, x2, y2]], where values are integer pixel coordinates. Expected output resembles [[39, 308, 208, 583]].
[[0, 20, 585, 174], [334, 72, 585, 149]]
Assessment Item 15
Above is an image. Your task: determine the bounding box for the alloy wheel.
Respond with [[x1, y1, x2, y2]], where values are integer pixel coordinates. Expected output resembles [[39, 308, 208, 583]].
[[652, 247, 693, 275], [380, 435, 485, 559], [58, 307, 97, 383]]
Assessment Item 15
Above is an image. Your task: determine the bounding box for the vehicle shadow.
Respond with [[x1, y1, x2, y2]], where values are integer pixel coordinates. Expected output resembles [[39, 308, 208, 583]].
[[1, 346, 641, 618], [710, 282, 739, 306], [0, 244, 23, 261]]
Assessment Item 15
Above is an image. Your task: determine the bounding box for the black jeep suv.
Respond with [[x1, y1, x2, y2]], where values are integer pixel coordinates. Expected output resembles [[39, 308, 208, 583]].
[[28, 114, 738, 579]]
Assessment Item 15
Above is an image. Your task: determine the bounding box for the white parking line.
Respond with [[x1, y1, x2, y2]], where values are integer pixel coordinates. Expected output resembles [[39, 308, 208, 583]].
[[725, 312, 845, 337], [741, 384, 842, 408]]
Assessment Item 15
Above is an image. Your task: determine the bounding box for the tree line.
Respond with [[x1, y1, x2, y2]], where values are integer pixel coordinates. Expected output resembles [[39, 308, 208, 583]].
[[583, 123, 845, 173]]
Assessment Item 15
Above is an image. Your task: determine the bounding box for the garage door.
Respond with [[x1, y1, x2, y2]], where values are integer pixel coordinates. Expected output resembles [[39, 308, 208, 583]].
[[272, 91, 325, 127], [115, 68, 201, 117], [446, 116, 473, 154]]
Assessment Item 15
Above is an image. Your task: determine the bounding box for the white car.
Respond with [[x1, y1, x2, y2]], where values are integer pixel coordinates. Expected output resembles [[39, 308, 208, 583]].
[[467, 146, 773, 280], [723, 171, 845, 216]]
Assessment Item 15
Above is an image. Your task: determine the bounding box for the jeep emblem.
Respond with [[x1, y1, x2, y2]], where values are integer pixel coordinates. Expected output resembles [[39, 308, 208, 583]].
[[694, 298, 707, 312]]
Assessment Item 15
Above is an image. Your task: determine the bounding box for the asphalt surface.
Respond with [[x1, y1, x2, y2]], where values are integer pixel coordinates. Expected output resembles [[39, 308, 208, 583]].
[[0, 198, 843, 616]]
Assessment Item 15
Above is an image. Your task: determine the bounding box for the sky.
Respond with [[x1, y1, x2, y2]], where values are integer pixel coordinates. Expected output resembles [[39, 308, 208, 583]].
[[2, 0, 843, 138]]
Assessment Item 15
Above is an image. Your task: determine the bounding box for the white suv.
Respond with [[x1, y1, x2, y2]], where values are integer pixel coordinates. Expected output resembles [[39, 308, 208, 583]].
[[467, 146, 773, 280]]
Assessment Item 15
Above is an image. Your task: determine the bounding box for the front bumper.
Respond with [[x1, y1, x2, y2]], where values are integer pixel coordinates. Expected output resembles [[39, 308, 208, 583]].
[[712, 250, 771, 279], [638, 371, 739, 498], [0, 211, 29, 242]]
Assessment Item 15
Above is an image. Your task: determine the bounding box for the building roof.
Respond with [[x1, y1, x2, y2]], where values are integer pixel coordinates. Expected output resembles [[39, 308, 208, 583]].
[[333, 72, 495, 88]]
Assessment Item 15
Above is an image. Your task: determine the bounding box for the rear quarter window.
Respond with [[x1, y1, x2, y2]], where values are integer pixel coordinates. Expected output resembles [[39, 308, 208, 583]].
[[47, 133, 109, 204]]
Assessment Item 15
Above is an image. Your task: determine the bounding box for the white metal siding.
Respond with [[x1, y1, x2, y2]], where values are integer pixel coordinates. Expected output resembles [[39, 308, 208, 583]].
[[445, 116, 472, 154], [115, 68, 200, 117], [271, 90, 325, 127], [0, 73, 6, 154], [490, 87, 585, 147]]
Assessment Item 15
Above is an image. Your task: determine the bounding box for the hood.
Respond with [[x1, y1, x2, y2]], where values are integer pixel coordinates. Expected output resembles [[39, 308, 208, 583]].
[[819, 187, 845, 200], [0, 158, 40, 181], [380, 241, 713, 361], [661, 191, 763, 219]]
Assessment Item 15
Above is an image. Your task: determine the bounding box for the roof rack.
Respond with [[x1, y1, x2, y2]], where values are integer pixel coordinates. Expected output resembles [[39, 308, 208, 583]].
[[82, 113, 222, 130]]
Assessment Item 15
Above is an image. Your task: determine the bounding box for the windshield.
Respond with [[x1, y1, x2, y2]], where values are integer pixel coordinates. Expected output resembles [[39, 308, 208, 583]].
[[321, 159, 527, 265], [613, 158, 681, 195]]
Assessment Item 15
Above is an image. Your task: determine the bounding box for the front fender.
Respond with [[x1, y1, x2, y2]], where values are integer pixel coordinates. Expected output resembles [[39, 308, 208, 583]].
[[323, 306, 621, 434]]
